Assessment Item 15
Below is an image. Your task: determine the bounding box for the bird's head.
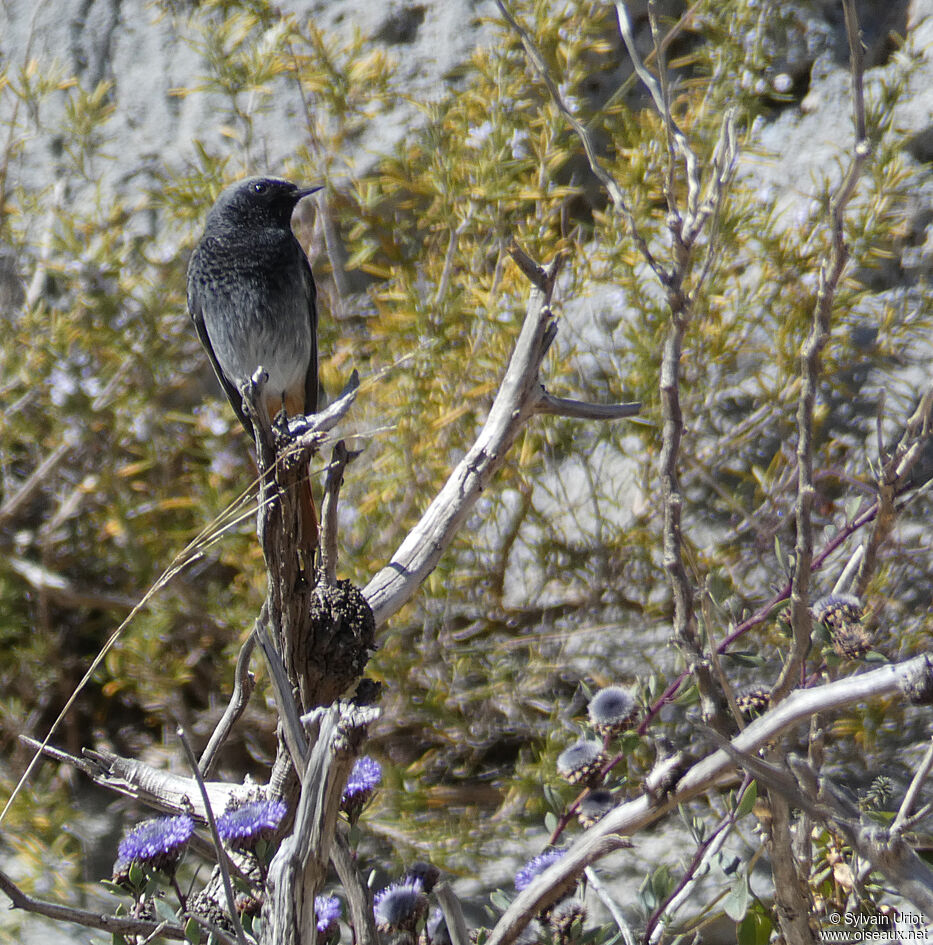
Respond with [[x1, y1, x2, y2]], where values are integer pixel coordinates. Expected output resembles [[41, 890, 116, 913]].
[[206, 176, 321, 231]]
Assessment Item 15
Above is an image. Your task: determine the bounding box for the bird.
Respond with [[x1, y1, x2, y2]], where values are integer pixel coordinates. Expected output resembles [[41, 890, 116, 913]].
[[187, 175, 321, 553]]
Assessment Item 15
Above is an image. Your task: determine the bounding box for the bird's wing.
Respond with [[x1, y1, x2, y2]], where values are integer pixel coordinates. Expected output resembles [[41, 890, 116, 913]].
[[301, 249, 320, 414], [187, 250, 256, 439]]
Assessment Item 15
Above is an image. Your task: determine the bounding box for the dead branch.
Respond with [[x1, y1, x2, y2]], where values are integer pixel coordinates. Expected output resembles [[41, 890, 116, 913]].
[[363, 246, 639, 627], [0, 866, 196, 943], [263, 702, 377, 945], [484, 653, 933, 945], [773, 0, 870, 706], [332, 829, 378, 945], [199, 630, 257, 778]]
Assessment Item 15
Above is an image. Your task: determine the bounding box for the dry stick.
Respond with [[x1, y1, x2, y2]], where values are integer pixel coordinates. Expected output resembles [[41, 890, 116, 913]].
[[264, 703, 376, 945], [772, 0, 870, 707], [332, 830, 377, 945], [176, 724, 249, 945], [620, 0, 728, 727], [493, 0, 665, 282], [638, 498, 879, 734], [253, 608, 309, 777], [705, 725, 933, 915], [363, 244, 640, 627], [199, 630, 257, 778], [435, 882, 471, 945], [0, 865, 193, 943], [0, 439, 72, 526], [320, 440, 360, 586], [645, 790, 746, 944], [764, 7, 869, 936], [583, 867, 637, 945], [484, 654, 933, 945], [856, 387, 933, 596], [891, 737, 933, 838]]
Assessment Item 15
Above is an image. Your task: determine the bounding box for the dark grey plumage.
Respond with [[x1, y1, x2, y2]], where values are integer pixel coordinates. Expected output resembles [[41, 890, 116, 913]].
[[187, 176, 319, 438]]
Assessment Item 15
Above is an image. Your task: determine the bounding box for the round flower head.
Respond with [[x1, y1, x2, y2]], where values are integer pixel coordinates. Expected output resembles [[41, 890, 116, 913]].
[[811, 593, 864, 631], [117, 814, 194, 875], [577, 789, 615, 829], [235, 892, 263, 918], [515, 848, 566, 891], [216, 798, 287, 852], [341, 756, 382, 821], [556, 740, 604, 784], [315, 894, 342, 941], [587, 686, 638, 737], [811, 593, 870, 659], [549, 900, 586, 940], [735, 685, 770, 717], [830, 622, 872, 660], [373, 881, 428, 933]]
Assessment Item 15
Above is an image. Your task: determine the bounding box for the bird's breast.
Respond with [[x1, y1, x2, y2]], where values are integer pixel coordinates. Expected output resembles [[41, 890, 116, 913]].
[[193, 235, 314, 403]]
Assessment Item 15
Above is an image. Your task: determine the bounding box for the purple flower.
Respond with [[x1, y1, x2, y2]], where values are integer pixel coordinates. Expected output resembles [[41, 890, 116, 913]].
[[373, 881, 428, 932], [515, 849, 566, 891], [341, 756, 382, 820], [315, 894, 342, 938], [117, 815, 193, 874], [216, 798, 287, 852]]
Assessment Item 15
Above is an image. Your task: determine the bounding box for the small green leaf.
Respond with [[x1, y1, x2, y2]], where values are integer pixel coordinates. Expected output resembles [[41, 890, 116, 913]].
[[154, 897, 179, 922], [735, 780, 758, 819], [489, 889, 512, 911], [723, 875, 749, 921], [185, 916, 202, 944], [737, 906, 772, 945], [128, 862, 144, 887]]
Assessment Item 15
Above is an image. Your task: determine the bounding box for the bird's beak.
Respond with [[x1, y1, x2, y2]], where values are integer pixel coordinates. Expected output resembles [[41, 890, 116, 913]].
[[296, 185, 324, 201]]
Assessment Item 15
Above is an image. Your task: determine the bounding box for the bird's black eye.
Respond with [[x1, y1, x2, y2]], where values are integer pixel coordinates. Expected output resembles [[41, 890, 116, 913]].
[[252, 181, 267, 194]]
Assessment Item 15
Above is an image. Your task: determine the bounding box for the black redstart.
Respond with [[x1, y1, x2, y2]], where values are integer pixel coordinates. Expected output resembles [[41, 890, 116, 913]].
[[187, 175, 321, 550]]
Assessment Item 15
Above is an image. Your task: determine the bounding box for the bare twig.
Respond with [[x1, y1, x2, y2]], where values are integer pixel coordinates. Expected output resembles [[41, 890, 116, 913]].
[[772, 0, 870, 705], [253, 608, 309, 777], [435, 219, 469, 307], [19, 735, 243, 818], [494, 0, 664, 280], [638, 497, 881, 732], [484, 835, 630, 945], [0, 439, 73, 526], [364, 247, 639, 627], [891, 737, 933, 838], [856, 387, 933, 595], [435, 882, 471, 945], [646, 800, 740, 943], [176, 724, 249, 945], [485, 654, 933, 945], [0, 865, 189, 941], [264, 702, 377, 945], [332, 829, 377, 945], [199, 630, 257, 778], [320, 440, 361, 586], [767, 793, 815, 945], [535, 393, 641, 421], [583, 867, 636, 945], [704, 728, 933, 915]]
